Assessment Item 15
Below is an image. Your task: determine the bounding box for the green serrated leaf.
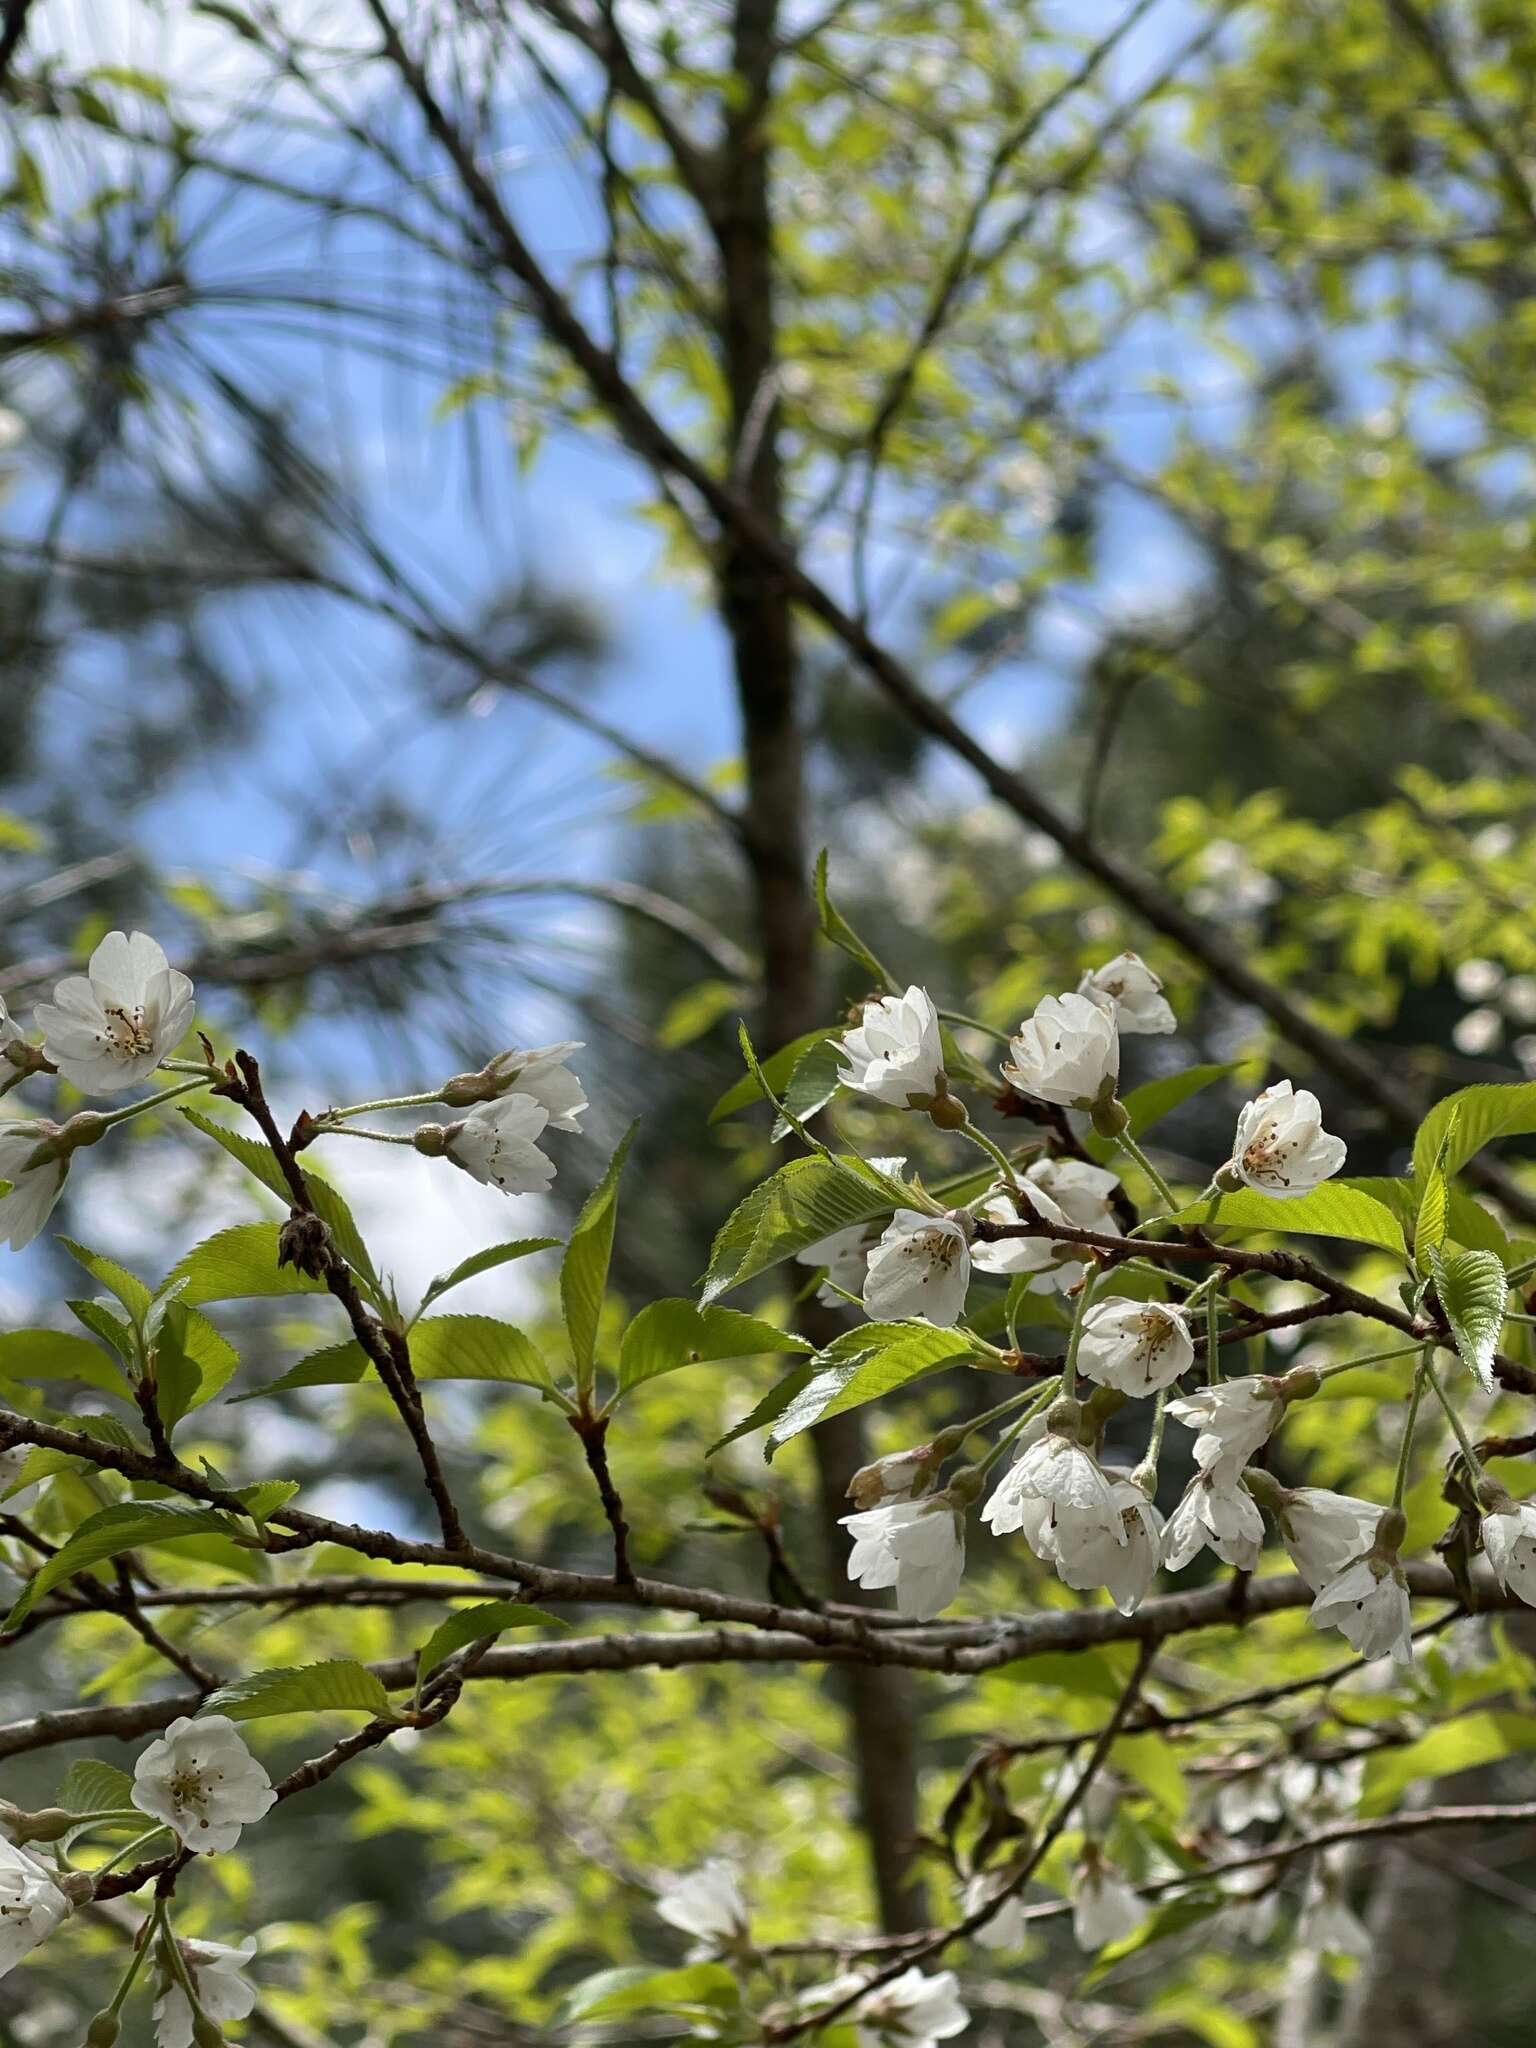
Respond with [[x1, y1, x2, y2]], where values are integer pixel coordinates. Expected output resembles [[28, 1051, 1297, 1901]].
[[235, 1315, 554, 1401], [700, 1154, 913, 1304], [164, 1222, 328, 1305], [67, 1298, 137, 1362], [57, 1239, 152, 1322], [615, 1300, 810, 1397], [5, 1502, 236, 1628], [1429, 1247, 1508, 1394], [1413, 1082, 1536, 1183], [561, 1122, 638, 1397], [180, 1109, 380, 1290], [0, 1330, 130, 1397], [1165, 1183, 1406, 1256], [57, 1759, 135, 1815], [201, 1658, 392, 1721], [771, 1034, 845, 1141], [813, 849, 895, 988], [560, 1963, 741, 2024], [765, 1326, 983, 1460], [415, 1600, 567, 1686], [415, 1237, 560, 1320], [709, 1029, 829, 1124]]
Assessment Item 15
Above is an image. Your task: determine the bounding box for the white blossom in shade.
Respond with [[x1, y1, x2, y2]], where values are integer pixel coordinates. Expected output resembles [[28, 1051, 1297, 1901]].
[[1163, 1472, 1265, 1573], [442, 1093, 556, 1196], [1020, 1479, 1163, 1615], [795, 1224, 871, 1307], [1002, 991, 1119, 1108], [838, 985, 946, 1108], [862, 1210, 971, 1327], [481, 1043, 587, 1128], [655, 1860, 750, 1951], [1226, 1080, 1346, 1198], [969, 1157, 1121, 1291], [0, 1839, 70, 1978], [1277, 1488, 1383, 1593], [0, 1122, 69, 1251], [1215, 1767, 1284, 1835], [982, 1418, 1119, 1540], [154, 1935, 258, 2048], [1078, 1297, 1194, 1396], [1280, 1755, 1364, 1820], [131, 1715, 276, 1854], [1308, 1554, 1413, 1666], [1167, 1377, 1283, 1477], [808, 1966, 968, 2047], [0, 1445, 39, 1515], [1480, 1495, 1536, 1606], [963, 1868, 1031, 1949], [1079, 951, 1176, 1035], [1071, 1862, 1146, 1952], [0, 998, 21, 1056], [842, 1497, 966, 1620], [34, 931, 194, 1094], [1222, 1865, 1281, 1945], [1296, 1860, 1371, 1960]]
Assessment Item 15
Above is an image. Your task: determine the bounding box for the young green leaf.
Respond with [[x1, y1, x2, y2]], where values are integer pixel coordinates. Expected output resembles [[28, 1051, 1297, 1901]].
[[1164, 1184, 1407, 1256], [0, 1330, 131, 1397], [770, 1034, 844, 1140], [414, 1237, 560, 1320], [5, 1501, 237, 1628], [235, 1314, 555, 1400], [57, 1238, 152, 1322], [180, 1108, 381, 1290], [709, 1029, 828, 1123], [58, 1758, 134, 1815], [1429, 1247, 1508, 1394], [415, 1600, 568, 1686], [1081, 1062, 1245, 1161], [164, 1222, 328, 1304], [1413, 1081, 1536, 1183], [764, 1326, 985, 1460], [814, 848, 896, 988], [201, 1659, 393, 1721], [561, 1121, 637, 1397], [615, 1300, 810, 1397], [700, 1154, 913, 1303]]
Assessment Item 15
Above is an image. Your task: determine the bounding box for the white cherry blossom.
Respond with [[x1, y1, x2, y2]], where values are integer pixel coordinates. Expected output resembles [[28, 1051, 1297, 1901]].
[[808, 1966, 968, 2047], [0, 998, 21, 1056], [132, 1715, 276, 1854], [862, 1210, 971, 1326], [1276, 1488, 1383, 1592], [1167, 1377, 1284, 1476], [0, 1121, 69, 1251], [982, 1415, 1119, 1541], [154, 1935, 258, 2048], [1163, 1471, 1264, 1572], [1215, 1767, 1284, 1835], [35, 931, 195, 1094], [1079, 951, 1176, 1035], [0, 1838, 70, 1978], [1296, 1860, 1370, 1959], [970, 1157, 1121, 1292], [1078, 1297, 1194, 1395], [484, 1043, 587, 1127], [1480, 1494, 1536, 1606], [1071, 1861, 1146, 1952], [842, 1496, 966, 1619], [1308, 1553, 1413, 1665], [1015, 1478, 1162, 1614], [1225, 1080, 1346, 1198], [963, 1868, 1031, 1949], [795, 1224, 871, 1306], [441, 1094, 556, 1196], [1002, 992, 1119, 1108], [838, 986, 946, 1108], [656, 1860, 750, 1951]]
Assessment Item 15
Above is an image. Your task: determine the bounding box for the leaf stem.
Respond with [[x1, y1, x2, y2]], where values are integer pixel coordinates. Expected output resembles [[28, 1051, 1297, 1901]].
[[1392, 1355, 1428, 1509], [1422, 1352, 1484, 1478], [1115, 1130, 1179, 1214]]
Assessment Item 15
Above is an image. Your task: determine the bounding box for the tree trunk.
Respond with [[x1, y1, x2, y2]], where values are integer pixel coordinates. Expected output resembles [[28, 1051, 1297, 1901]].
[[712, 0, 925, 1934]]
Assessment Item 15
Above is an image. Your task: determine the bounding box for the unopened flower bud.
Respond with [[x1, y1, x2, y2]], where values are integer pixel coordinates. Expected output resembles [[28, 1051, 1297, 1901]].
[[944, 1464, 985, 1508], [193, 2017, 226, 2048], [1088, 1093, 1130, 1140], [58, 1869, 96, 1905], [85, 2011, 121, 2047], [439, 1069, 498, 1108], [846, 1442, 944, 1509], [411, 1121, 454, 1159], [1083, 1385, 1126, 1432], [1276, 1366, 1321, 1403], [926, 1088, 967, 1131], [1372, 1506, 1407, 1556], [8, 1805, 74, 1844], [276, 1209, 331, 1280], [1212, 1161, 1245, 1195], [1240, 1467, 1288, 1514]]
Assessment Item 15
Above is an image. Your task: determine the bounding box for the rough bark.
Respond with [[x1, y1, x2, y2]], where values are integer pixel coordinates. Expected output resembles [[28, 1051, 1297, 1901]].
[[712, 0, 925, 1934]]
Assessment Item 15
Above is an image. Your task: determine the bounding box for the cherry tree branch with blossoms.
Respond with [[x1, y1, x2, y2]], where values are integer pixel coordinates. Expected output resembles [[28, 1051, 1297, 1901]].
[[2, 910, 1536, 2042]]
